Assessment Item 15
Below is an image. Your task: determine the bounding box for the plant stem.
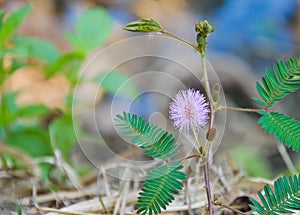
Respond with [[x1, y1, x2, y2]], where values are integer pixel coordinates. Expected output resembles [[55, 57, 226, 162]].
[[214, 201, 248, 215], [192, 126, 201, 150], [183, 154, 200, 160], [203, 156, 213, 215], [217, 106, 261, 113], [201, 55, 213, 127], [275, 139, 297, 175], [163, 24, 216, 215], [200, 52, 214, 215], [162, 30, 199, 50], [0, 58, 9, 137]]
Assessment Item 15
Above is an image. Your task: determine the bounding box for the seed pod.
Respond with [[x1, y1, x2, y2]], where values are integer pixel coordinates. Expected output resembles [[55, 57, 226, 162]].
[[212, 83, 220, 106], [206, 127, 217, 141]]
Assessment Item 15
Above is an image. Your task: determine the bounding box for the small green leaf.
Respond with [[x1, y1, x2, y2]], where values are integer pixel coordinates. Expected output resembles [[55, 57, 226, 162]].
[[70, 7, 112, 51], [252, 97, 266, 107], [6, 127, 52, 157], [95, 71, 137, 97], [47, 51, 85, 76], [16, 104, 50, 118], [124, 19, 163, 33], [0, 4, 32, 45], [13, 36, 60, 64], [49, 114, 77, 161], [16, 202, 22, 215], [0, 92, 18, 126], [0, 10, 4, 28]]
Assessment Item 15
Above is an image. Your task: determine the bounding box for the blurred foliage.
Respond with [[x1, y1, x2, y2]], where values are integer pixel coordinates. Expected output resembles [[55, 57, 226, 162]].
[[230, 145, 272, 178], [95, 71, 137, 97], [0, 4, 31, 48], [66, 7, 112, 52], [0, 4, 118, 183], [13, 36, 60, 64]]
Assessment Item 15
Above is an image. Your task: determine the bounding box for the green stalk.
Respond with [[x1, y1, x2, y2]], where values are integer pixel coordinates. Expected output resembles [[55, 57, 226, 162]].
[[0, 58, 9, 137], [200, 52, 214, 215], [195, 20, 215, 215], [163, 21, 216, 215], [162, 30, 199, 50]]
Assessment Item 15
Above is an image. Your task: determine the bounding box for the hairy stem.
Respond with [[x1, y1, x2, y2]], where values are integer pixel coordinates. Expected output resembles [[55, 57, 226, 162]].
[[163, 23, 216, 214], [217, 106, 261, 113], [201, 55, 214, 128], [162, 30, 199, 50], [203, 155, 213, 215], [200, 52, 214, 215], [192, 126, 201, 150]]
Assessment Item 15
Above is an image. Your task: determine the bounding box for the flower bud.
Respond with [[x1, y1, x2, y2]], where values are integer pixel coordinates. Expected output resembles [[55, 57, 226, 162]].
[[195, 20, 214, 38]]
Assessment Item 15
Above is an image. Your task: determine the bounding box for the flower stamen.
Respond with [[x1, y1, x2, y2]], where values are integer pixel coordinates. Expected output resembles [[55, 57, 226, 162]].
[[169, 88, 210, 133]]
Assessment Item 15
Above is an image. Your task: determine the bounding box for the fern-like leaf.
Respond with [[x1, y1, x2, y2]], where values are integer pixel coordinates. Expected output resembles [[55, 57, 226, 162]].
[[258, 111, 300, 152], [250, 174, 300, 215], [136, 162, 187, 215], [254, 57, 300, 107], [115, 112, 178, 160]]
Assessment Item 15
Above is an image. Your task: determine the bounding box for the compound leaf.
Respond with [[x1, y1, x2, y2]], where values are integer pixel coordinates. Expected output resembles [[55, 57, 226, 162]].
[[250, 174, 300, 215], [137, 162, 186, 215], [253, 57, 300, 107], [258, 111, 300, 152], [115, 112, 178, 160]]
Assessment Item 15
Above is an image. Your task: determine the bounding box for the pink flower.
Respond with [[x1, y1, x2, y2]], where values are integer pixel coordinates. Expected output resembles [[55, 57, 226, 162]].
[[169, 89, 210, 132]]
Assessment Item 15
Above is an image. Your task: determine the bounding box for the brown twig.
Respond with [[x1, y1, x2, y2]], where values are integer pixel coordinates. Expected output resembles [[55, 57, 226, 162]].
[[214, 201, 249, 215]]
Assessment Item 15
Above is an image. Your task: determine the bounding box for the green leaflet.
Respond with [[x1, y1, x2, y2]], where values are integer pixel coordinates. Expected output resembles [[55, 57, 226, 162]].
[[5, 127, 52, 157], [0, 4, 32, 46], [136, 162, 186, 215], [253, 57, 300, 107], [123, 19, 163, 33], [46, 51, 85, 77], [115, 112, 178, 160], [250, 174, 300, 215], [258, 111, 300, 152], [94, 71, 137, 98], [13, 36, 60, 64], [66, 7, 112, 52]]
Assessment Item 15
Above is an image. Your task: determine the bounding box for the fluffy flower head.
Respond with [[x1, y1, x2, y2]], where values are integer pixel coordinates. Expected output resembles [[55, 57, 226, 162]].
[[169, 89, 210, 132]]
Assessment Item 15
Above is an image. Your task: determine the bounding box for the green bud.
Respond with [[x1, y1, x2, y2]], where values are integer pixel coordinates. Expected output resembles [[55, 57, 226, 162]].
[[123, 19, 163, 33], [213, 193, 220, 202], [195, 20, 214, 38], [196, 34, 206, 46], [195, 20, 214, 55]]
